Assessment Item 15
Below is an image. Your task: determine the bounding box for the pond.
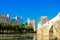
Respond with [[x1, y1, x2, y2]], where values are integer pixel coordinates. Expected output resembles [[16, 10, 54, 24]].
[[0, 33, 59, 40]]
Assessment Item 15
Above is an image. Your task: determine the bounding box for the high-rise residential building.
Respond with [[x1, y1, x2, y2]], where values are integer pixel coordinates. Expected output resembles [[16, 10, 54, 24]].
[[11, 16, 22, 24], [0, 14, 10, 23]]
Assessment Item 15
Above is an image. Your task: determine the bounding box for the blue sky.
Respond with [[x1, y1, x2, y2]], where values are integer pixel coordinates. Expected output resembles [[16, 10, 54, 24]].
[[0, 0, 60, 25]]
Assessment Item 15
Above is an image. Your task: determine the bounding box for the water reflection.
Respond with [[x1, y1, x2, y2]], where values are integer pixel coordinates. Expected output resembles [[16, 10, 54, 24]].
[[0, 34, 59, 40], [0, 34, 35, 40]]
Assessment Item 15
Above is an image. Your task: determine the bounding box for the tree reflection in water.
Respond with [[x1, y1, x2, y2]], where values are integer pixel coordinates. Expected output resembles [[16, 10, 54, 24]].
[[0, 34, 35, 40], [0, 34, 59, 40]]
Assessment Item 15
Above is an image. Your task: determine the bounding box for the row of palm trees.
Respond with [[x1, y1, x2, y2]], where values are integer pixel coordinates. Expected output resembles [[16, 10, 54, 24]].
[[0, 22, 35, 34]]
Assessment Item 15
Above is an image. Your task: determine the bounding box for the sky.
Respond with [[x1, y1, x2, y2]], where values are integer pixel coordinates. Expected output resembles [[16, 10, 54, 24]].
[[0, 0, 60, 26]]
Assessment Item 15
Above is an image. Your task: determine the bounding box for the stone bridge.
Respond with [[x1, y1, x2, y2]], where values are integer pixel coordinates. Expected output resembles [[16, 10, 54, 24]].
[[37, 13, 60, 40]]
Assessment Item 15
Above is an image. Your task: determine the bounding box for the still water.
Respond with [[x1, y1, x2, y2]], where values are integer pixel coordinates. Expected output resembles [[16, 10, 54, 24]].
[[0, 34, 58, 40]]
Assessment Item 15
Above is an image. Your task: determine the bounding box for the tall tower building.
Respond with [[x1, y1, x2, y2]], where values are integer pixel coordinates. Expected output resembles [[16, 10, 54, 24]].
[[6, 14, 10, 22], [20, 16, 23, 24], [27, 17, 36, 31], [32, 17, 36, 31], [7, 14, 9, 18], [27, 18, 31, 25]]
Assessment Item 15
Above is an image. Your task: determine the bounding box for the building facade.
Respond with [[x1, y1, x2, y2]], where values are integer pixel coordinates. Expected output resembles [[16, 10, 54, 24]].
[[11, 16, 22, 24], [0, 14, 10, 23], [27, 18, 36, 31]]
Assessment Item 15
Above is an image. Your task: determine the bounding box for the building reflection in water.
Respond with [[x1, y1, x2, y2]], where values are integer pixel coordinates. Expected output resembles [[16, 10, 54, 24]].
[[35, 34, 59, 40]]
